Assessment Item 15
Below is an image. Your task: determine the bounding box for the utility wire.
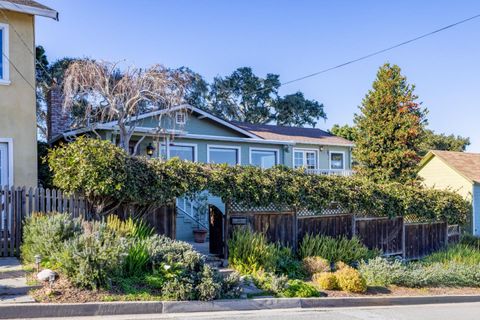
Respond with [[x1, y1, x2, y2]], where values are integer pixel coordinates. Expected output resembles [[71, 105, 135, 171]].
[[0, 1, 54, 83], [1, 52, 37, 90], [252, 13, 480, 94]]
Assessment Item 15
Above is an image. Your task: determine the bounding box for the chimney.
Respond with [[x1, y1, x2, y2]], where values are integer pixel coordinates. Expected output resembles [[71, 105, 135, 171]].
[[47, 82, 70, 141]]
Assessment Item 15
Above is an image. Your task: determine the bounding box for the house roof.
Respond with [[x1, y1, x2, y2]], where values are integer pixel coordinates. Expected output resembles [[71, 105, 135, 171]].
[[420, 150, 480, 184], [231, 121, 355, 147], [0, 0, 58, 20]]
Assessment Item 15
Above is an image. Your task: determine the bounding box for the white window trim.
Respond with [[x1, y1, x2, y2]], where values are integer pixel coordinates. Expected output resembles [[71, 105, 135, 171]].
[[249, 147, 280, 168], [207, 144, 241, 165], [0, 23, 10, 85], [329, 151, 346, 170], [0, 138, 14, 186], [161, 142, 198, 162], [293, 148, 318, 169], [175, 112, 186, 125]]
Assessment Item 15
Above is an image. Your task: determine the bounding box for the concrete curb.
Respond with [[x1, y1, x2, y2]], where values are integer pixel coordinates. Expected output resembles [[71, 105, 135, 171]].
[[1, 295, 480, 319]]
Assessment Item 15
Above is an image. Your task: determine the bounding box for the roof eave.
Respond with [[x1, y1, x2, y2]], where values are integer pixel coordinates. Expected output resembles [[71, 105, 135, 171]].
[[0, 1, 59, 20]]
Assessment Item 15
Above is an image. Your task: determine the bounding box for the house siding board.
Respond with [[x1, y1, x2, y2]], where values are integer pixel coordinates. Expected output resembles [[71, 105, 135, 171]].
[[473, 184, 480, 236], [418, 156, 473, 200], [0, 11, 37, 187], [134, 115, 250, 138]]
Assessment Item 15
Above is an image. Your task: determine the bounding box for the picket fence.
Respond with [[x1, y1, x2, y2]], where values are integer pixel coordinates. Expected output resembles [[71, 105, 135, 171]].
[[0, 186, 88, 257]]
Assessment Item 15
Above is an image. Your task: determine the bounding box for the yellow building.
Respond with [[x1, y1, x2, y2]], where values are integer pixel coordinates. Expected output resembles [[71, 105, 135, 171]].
[[418, 150, 480, 236], [0, 0, 57, 187]]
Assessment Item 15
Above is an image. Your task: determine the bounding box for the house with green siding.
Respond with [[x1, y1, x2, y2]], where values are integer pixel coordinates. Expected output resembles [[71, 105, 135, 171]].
[[418, 150, 480, 236], [51, 104, 354, 242]]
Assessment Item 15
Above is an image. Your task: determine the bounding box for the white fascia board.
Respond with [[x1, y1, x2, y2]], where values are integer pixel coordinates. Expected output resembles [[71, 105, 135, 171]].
[[180, 133, 294, 145], [0, 1, 58, 20]]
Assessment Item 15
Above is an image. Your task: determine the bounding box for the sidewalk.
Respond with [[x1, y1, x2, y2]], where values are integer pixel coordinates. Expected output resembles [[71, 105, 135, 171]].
[[0, 258, 35, 303]]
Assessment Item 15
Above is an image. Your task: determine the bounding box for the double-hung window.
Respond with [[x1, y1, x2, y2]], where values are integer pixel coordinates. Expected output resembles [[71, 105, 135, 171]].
[[293, 149, 317, 170], [0, 23, 9, 83], [208, 146, 240, 166], [330, 152, 345, 170], [250, 148, 278, 169]]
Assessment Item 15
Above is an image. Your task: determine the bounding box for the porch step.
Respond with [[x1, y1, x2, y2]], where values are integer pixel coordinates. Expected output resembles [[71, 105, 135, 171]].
[[205, 255, 225, 269]]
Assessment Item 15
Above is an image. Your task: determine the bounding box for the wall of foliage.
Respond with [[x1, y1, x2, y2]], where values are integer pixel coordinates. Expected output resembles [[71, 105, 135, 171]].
[[48, 138, 470, 224]]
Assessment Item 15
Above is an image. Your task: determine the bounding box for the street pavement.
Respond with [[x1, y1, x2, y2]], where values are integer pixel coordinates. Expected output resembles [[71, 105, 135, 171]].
[[30, 302, 480, 320]]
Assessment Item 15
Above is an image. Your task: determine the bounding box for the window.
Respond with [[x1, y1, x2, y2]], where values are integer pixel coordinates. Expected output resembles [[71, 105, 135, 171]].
[[293, 149, 317, 170], [0, 142, 9, 186], [160, 144, 196, 161], [208, 146, 240, 166], [175, 112, 186, 125], [0, 23, 9, 82], [250, 149, 278, 169], [330, 152, 345, 170]]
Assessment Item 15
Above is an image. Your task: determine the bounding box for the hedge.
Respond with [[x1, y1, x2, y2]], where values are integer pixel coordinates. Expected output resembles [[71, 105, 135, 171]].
[[48, 137, 471, 224]]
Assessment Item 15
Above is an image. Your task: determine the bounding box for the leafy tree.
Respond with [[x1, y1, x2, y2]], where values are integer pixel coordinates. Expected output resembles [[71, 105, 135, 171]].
[[36, 46, 50, 138], [274, 92, 326, 127], [175, 67, 210, 110], [208, 67, 327, 126], [209, 67, 280, 124], [330, 124, 358, 142], [62, 60, 191, 153], [420, 129, 470, 155], [353, 63, 427, 184]]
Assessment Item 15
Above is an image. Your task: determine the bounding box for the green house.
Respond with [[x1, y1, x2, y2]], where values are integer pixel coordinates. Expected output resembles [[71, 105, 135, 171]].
[[53, 104, 354, 242]]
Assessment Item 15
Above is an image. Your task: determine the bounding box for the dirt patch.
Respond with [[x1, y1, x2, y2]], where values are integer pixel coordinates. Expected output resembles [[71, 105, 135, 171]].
[[30, 277, 110, 303]]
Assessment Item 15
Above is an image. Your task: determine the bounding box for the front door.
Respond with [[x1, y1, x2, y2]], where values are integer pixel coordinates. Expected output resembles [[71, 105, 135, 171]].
[[209, 205, 224, 256]]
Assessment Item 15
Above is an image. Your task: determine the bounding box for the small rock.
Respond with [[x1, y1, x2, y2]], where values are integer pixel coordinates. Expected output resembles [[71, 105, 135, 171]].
[[37, 269, 58, 282]]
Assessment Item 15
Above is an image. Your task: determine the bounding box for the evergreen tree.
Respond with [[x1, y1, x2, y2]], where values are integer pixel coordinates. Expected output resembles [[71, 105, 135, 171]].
[[353, 63, 427, 183]]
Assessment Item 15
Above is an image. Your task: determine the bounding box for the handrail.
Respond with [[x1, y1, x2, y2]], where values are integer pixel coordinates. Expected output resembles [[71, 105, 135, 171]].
[[176, 204, 209, 230]]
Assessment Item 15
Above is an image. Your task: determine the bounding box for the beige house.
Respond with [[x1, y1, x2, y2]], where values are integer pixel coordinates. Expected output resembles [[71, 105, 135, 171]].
[[0, 0, 57, 187], [418, 150, 480, 236]]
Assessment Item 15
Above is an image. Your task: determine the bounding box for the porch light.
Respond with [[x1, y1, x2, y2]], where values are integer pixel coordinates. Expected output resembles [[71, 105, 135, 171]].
[[146, 143, 155, 157]]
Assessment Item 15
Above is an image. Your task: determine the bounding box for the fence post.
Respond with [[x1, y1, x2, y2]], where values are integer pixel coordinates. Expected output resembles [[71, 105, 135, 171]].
[[223, 200, 230, 260], [293, 207, 298, 253], [351, 214, 356, 238], [402, 222, 406, 260]]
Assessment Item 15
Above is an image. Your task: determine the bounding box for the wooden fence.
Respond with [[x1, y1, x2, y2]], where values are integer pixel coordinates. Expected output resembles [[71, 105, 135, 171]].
[[1, 186, 176, 257], [227, 204, 460, 260]]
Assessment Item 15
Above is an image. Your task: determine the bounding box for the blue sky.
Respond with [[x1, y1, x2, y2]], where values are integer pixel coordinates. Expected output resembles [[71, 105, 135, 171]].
[[36, 0, 480, 151]]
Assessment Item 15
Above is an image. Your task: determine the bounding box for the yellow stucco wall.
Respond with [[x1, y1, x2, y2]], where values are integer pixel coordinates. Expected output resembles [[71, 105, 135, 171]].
[[418, 156, 473, 200], [0, 10, 37, 187]]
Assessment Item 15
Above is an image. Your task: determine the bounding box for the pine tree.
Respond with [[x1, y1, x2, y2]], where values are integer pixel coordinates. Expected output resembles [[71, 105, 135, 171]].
[[353, 63, 427, 183]]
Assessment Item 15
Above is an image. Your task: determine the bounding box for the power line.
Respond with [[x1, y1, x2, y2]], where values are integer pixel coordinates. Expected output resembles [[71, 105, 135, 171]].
[[253, 13, 480, 94], [1, 52, 36, 91], [0, 1, 54, 83]]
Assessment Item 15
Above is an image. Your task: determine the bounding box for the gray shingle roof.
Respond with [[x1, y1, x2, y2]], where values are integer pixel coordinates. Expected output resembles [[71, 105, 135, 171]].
[[231, 121, 354, 146]]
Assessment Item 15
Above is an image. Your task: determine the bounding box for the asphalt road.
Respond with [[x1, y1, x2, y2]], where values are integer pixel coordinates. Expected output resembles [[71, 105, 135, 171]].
[[30, 302, 480, 320]]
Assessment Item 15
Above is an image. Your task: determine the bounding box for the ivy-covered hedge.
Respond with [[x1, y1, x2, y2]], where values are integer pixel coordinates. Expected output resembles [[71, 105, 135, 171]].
[[48, 138, 470, 224]]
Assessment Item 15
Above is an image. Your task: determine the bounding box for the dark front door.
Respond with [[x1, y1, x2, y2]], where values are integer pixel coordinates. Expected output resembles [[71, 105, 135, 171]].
[[209, 205, 224, 256]]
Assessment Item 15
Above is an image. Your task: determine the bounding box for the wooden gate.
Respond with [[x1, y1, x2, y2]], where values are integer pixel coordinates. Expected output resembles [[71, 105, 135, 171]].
[[209, 205, 224, 256]]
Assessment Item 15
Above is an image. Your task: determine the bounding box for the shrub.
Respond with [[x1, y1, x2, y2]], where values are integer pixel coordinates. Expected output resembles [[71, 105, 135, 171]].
[[279, 279, 321, 298], [123, 241, 150, 277], [227, 228, 277, 274], [358, 257, 405, 287], [335, 266, 367, 293], [302, 256, 331, 276], [422, 244, 480, 266], [220, 272, 242, 299], [196, 265, 223, 301], [106, 215, 154, 239], [395, 262, 480, 288], [21, 213, 82, 265], [460, 234, 480, 249], [299, 234, 379, 264], [313, 272, 338, 290], [51, 221, 127, 289]]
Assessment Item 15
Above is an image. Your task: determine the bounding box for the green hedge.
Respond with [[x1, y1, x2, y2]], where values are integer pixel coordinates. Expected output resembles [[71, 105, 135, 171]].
[[48, 138, 470, 224]]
